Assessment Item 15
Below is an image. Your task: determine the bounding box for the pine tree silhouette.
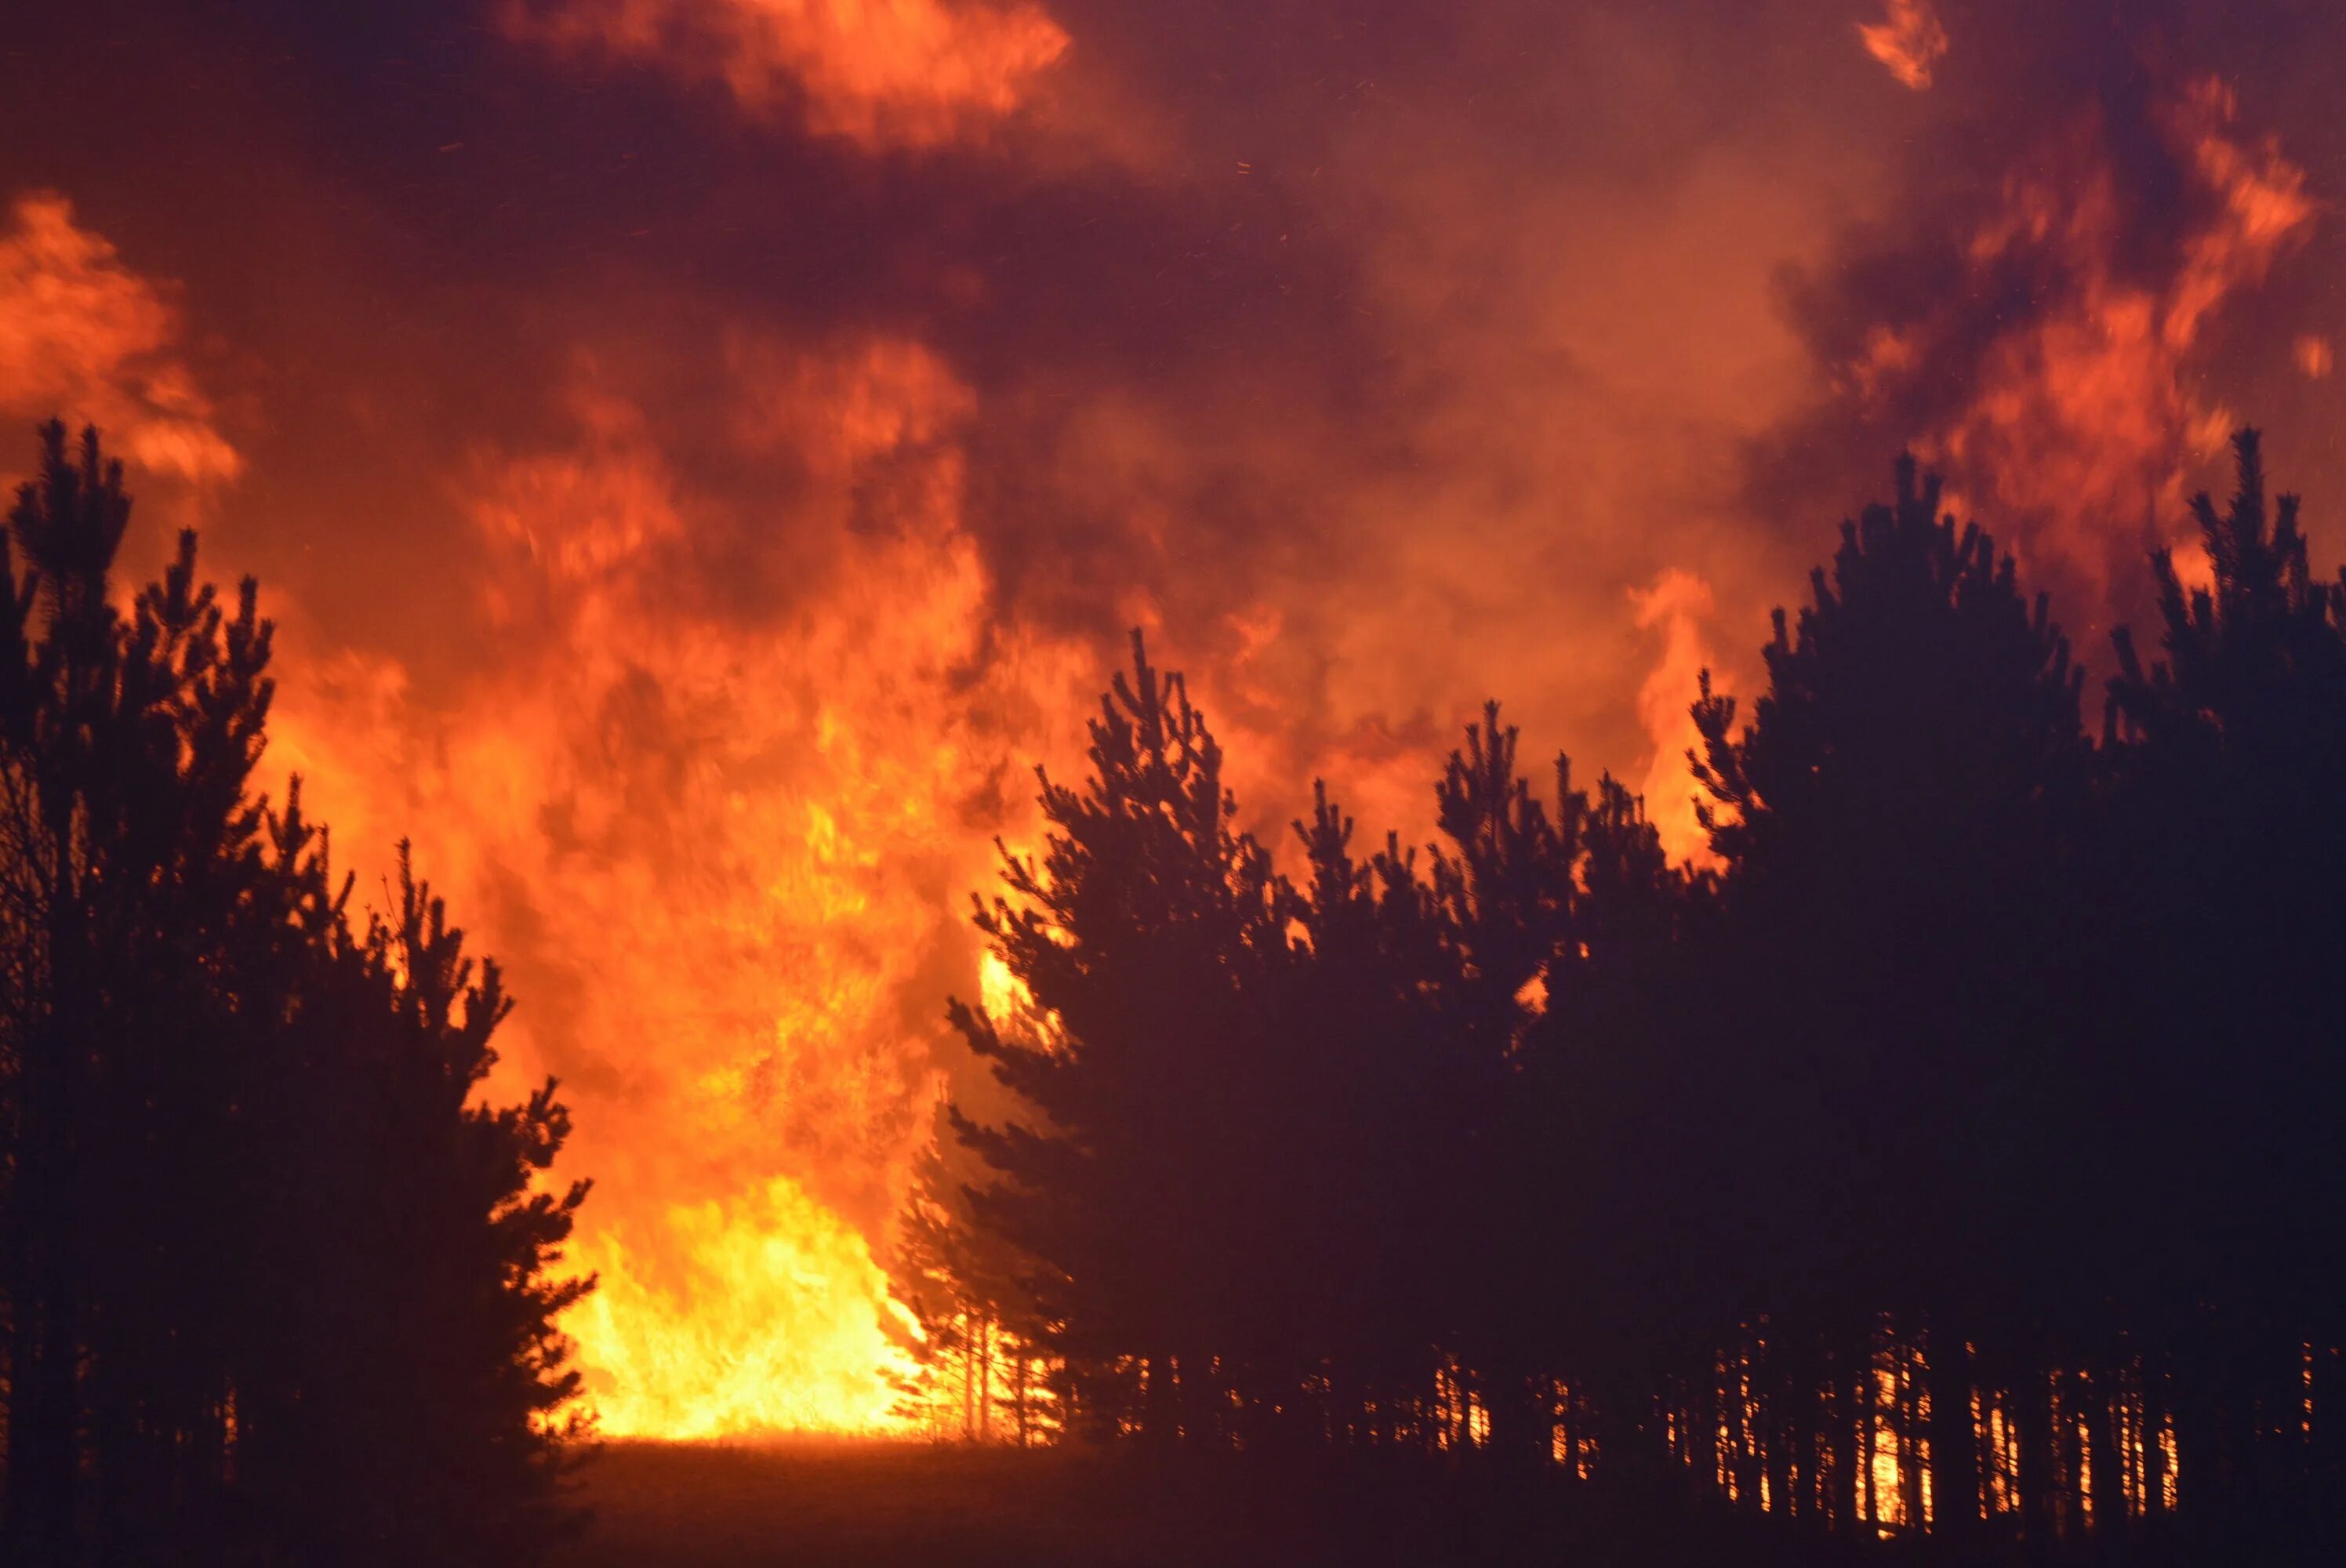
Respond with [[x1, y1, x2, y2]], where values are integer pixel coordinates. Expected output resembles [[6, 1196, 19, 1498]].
[[0, 424, 593, 1566], [950, 633, 1295, 1443], [904, 436, 2346, 1560], [1690, 455, 2093, 1538], [2104, 429, 2346, 1550]]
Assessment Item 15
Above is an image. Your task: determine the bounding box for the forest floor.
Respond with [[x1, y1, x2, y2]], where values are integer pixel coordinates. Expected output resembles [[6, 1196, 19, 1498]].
[[554, 1437, 1882, 1568]]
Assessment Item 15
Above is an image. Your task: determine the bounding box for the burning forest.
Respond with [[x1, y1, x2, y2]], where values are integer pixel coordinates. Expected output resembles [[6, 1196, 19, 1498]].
[[2, 1, 2345, 1564]]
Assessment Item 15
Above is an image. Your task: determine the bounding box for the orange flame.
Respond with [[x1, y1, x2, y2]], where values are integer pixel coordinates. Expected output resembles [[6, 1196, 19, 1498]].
[[1628, 569, 1719, 868], [1853, 77, 2315, 601], [1858, 0, 1949, 92], [268, 336, 1097, 1436], [0, 193, 238, 484]]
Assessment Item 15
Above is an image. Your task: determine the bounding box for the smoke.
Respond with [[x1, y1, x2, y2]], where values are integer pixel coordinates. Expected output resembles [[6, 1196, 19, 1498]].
[[2, 0, 2341, 1432], [1752, 2, 2335, 637]]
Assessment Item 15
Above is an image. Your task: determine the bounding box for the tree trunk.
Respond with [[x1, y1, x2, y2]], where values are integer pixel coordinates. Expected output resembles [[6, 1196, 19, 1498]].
[[1839, 1345, 1867, 1533], [1013, 1353, 1030, 1448], [10, 1281, 80, 1568], [2090, 1358, 2128, 1541], [978, 1318, 993, 1442], [7, 1081, 82, 1568], [2017, 1364, 2056, 1553], [1898, 1339, 1925, 1533], [1930, 1327, 1980, 1541], [961, 1320, 976, 1441]]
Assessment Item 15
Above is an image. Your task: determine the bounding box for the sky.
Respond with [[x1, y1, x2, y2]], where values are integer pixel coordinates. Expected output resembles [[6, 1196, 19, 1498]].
[[3, 0, 2342, 1432]]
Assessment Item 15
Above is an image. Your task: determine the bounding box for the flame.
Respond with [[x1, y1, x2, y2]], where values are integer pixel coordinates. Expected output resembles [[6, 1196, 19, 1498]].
[[503, 0, 1071, 148], [268, 336, 1097, 1436], [976, 949, 1025, 1022], [567, 1175, 917, 1436], [1848, 76, 2316, 601], [0, 193, 238, 484], [1858, 0, 1949, 92], [1627, 569, 1719, 867]]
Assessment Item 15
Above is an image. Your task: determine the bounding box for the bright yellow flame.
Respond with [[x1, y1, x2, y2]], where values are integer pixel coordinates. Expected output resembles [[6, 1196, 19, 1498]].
[[568, 1175, 919, 1436]]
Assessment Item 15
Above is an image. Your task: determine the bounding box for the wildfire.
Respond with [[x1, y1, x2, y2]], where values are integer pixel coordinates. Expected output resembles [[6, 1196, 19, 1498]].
[[2, 0, 2332, 1451], [266, 336, 1097, 1437]]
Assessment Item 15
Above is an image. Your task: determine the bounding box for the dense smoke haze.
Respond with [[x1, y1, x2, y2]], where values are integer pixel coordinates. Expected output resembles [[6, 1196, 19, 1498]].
[[3, 0, 2343, 1433]]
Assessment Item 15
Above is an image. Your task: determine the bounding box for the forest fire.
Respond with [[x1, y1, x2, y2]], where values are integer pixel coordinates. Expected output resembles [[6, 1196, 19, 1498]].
[[263, 338, 1105, 1436], [5, 3, 2346, 1563]]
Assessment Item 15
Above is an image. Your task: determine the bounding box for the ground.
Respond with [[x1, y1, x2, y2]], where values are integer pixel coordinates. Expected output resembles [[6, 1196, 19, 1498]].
[[552, 1438, 1878, 1568]]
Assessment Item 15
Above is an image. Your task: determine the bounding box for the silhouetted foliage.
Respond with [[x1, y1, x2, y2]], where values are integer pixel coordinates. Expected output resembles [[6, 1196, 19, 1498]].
[[0, 423, 592, 1567], [2098, 429, 2346, 1553], [910, 430, 2346, 1563], [947, 635, 1297, 1442]]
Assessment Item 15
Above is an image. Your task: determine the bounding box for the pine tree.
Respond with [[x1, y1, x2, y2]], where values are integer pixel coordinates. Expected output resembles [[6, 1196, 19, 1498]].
[[1286, 782, 1450, 1442], [0, 422, 279, 1563], [950, 633, 1295, 1443], [888, 1131, 1053, 1443], [0, 424, 593, 1565], [249, 844, 592, 1565], [1690, 455, 2092, 1538], [2105, 430, 2346, 1543], [1420, 707, 1574, 1462]]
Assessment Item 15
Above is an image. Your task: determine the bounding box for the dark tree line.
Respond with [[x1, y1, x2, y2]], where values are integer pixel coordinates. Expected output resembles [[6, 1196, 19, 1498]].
[[911, 430, 2346, 1560], [0, 425, 593, 1566]]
